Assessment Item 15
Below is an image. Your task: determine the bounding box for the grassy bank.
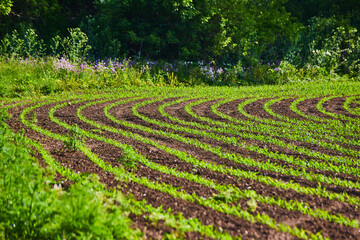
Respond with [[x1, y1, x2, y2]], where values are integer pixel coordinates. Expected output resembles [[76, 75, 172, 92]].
[[1, 56, 357, 99], [0, 118, 141, 239]]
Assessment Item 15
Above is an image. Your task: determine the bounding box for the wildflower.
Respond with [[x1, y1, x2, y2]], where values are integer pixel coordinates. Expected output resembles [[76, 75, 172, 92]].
[[217, 68, 224, 75], [53, 57, 78, 73]]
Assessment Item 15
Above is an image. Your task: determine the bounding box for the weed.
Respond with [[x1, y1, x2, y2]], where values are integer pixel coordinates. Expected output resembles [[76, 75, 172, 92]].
[[117, 155, 138, 170], [212, 189, 240, 203], [63, 124, 85, 151], [247, 198, 258, 212]]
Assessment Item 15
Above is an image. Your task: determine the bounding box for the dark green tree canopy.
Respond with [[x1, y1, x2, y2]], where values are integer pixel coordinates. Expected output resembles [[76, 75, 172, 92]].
[[0, 0, 12, 15], [0, 0, 359, 66]]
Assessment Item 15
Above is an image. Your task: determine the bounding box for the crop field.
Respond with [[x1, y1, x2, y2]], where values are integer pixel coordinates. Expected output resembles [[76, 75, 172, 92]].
[[1, 82, 360, 239]]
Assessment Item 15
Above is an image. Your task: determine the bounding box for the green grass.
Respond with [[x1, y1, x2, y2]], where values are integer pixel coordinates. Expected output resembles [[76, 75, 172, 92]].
[[0, 121, 142, 240]]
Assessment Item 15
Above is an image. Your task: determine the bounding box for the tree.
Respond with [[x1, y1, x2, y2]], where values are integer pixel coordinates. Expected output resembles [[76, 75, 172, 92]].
[[0, 0, 12, 15], [88, 0, 297, 62], [0, 0, 63, 42]]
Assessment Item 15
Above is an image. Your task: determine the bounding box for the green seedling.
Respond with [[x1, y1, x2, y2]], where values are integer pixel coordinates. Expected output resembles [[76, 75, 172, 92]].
[[90, 129, 103, 133], [212, 189, 240, 203], [117, 155, 138, 170], [0, 108, 11, 121], [30, 111, 38, 123], [63, 124, 86, 151]]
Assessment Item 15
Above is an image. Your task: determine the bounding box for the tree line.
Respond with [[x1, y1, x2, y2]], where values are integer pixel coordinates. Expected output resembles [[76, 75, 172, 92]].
[[1, 0, 360, 76]]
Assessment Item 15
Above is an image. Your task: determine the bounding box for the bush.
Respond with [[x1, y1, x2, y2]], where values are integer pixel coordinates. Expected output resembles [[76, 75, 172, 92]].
[[0, 29, 45, 58], [0, 123, 141, 239], [285, 16, 360, 76]]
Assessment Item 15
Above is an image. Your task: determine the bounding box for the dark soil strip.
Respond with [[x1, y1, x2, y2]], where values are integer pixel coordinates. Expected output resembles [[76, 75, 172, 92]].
[[54, 100, 360, 239], [270, 98, 315, 121], [192, 99, 238, 124], [79, 99, 360, 221], [323, 97, 360, 119], [19, 101, 293, 239], [297, 97, 337, 120], [243, 98, 283, 121], [166, 98, 228, 124], [217, 98, 258, 121], [151, 99, 360, 186], [350, 99, 360, 109]]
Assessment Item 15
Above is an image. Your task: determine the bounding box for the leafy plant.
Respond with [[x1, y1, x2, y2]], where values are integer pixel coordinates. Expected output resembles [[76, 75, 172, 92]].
[[212, 189, 239, 203], [61, 28, 92, 62], [0, 108, 10, 121], [63, 124, 86, 151], [0, 0, 12, 15], [247, 198, 258, 212], [0, 123, 141, 239], [117, 155, 138, 170], [30, 111, 37, 124], [0, 29, 44, 58]]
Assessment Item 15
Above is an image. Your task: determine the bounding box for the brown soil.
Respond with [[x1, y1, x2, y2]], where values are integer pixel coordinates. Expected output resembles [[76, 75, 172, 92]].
[[323, 96, 360, 119], [3, 95, 360, 239]]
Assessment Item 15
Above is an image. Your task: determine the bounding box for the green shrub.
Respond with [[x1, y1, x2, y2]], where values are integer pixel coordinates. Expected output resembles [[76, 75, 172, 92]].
[[0, 124, 141, 239], [59, 28, 92, 62], [0, 29, 45, 58], [63, 124, 86, 152]]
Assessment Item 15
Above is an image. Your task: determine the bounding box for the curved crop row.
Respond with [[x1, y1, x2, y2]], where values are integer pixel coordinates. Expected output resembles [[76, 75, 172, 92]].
[[2, 84, 360, 239]]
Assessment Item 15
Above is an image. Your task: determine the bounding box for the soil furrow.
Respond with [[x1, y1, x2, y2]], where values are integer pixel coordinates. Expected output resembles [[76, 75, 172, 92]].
[[79, 99, 360, 220], [323, 97, 360, 119], [133, 99, 360, 187], [5, 97, 360, 240], [6, 102, 281, 239]]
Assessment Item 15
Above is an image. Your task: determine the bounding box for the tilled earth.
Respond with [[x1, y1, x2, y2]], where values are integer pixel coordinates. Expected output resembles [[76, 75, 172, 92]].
[[3, 94, 360, 239]]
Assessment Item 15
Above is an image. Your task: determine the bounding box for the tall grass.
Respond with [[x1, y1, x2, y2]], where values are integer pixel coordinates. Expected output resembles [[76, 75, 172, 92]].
[[1, 56, 356, 99]]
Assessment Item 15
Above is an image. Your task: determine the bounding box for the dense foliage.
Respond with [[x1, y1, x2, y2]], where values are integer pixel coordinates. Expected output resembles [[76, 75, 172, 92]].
[[0, 0, 360, 84]]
